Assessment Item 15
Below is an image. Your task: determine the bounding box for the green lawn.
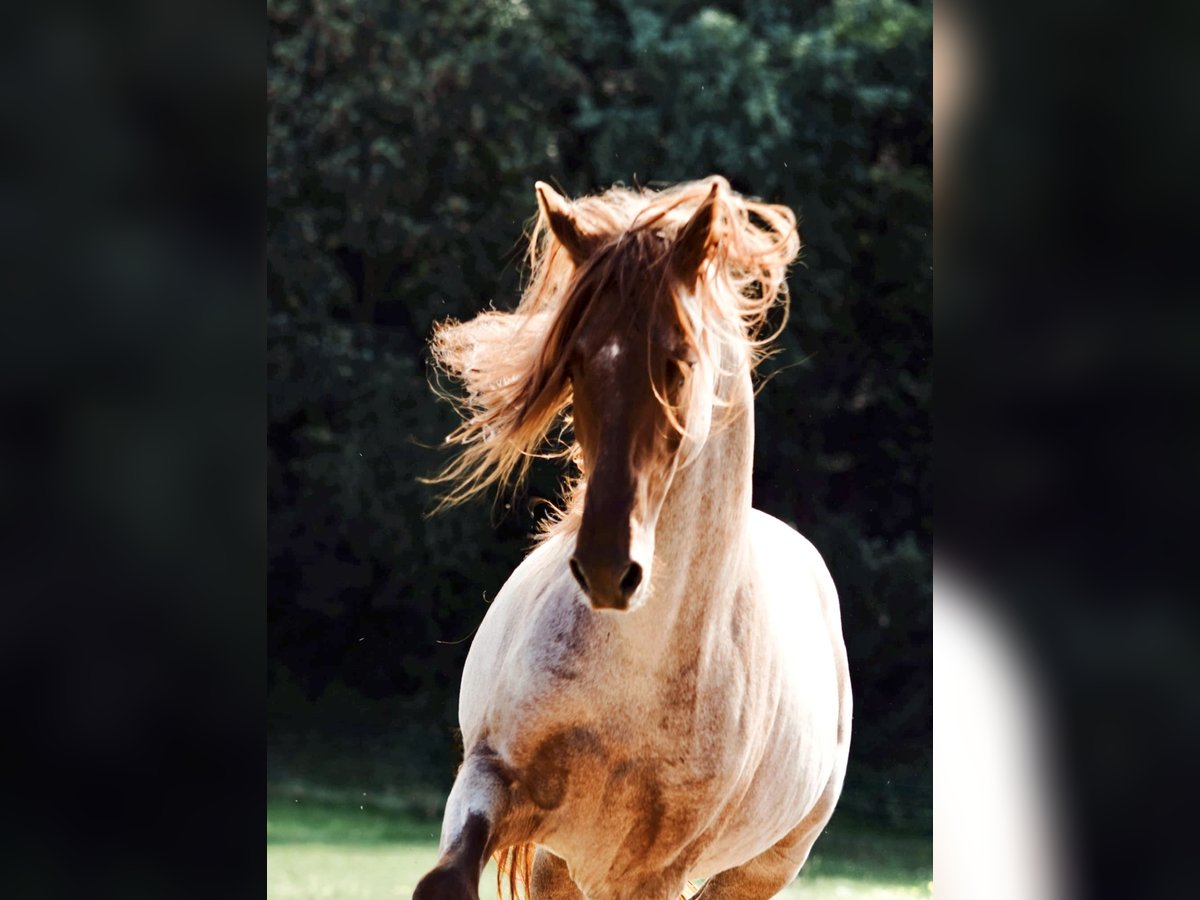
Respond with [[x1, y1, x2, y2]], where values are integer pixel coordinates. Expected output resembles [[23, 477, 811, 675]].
[[267, 787, 931, 900]]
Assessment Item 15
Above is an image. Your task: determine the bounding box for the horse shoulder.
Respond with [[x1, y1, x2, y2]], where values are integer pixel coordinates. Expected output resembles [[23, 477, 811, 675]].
[[458, 535, 590, 748]]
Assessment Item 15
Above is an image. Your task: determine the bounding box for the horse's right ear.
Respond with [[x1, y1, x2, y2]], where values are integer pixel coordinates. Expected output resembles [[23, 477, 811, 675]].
[[670, 180, 722, 284], [535, 181, 600, 265]]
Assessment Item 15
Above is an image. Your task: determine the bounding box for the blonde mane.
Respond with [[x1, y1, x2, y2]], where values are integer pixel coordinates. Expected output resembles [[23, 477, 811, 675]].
[[427, 176, 800, 513]]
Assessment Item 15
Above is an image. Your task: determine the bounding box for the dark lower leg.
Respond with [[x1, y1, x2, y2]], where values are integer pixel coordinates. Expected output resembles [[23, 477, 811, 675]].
[[414, 750, 510, 900], [413, 812, 491, 900]]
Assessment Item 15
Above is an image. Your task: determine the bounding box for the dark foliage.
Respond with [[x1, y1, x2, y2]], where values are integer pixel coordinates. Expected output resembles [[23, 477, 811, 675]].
[[268, 0, 930, 829]]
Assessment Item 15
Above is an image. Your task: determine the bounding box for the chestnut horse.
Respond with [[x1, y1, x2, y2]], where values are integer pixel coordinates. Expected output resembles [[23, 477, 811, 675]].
[[414, 177, 851, 900]]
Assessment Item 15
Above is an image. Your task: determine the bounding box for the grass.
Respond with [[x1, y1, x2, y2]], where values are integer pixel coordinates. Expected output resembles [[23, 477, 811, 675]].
[[267, 785, 931, 900]]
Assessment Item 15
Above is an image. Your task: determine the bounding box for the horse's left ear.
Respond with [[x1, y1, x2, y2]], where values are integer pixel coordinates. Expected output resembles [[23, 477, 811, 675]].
[[536, 181, 601, 266], [671, 180, 722, 283]]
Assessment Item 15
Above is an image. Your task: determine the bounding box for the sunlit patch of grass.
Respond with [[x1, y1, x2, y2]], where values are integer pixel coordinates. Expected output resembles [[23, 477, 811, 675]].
[[267, 787, 930, 899]]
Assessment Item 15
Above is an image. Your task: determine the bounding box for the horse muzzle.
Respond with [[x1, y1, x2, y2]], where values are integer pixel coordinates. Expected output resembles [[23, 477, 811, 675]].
[[569, 554, 645, 611]]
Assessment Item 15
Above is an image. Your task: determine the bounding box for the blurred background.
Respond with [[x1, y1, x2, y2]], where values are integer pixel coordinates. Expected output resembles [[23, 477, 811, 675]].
[[267, 0, 930, 896]]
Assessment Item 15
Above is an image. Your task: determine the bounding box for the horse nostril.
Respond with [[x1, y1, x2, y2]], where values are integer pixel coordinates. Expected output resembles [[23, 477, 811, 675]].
[[619, 562, 643, 598], [569, 557, 589, 594]]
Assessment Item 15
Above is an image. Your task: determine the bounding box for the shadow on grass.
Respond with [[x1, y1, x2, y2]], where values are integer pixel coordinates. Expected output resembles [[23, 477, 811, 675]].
[[796, 811, 931, 885]]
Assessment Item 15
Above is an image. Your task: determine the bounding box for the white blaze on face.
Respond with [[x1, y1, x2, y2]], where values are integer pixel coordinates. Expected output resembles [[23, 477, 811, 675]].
[[599, 338, 623, 366], [590, 337, 626, 393]]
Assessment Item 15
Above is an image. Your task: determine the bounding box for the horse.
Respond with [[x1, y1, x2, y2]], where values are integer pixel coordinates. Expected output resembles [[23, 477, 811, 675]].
[[413, 176, 852, 900]]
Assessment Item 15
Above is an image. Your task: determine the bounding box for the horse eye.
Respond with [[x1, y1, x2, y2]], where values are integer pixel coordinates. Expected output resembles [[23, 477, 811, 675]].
[[667, 359, 690, 388]]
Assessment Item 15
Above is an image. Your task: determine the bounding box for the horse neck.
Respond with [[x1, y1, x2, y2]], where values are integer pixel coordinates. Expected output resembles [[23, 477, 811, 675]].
[[643, 354, 755, 635]]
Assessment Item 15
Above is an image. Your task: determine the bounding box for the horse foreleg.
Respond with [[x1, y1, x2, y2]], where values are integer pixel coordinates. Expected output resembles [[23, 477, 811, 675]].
[[414, 748, 512, 900], [692, 775, 844, 900], [531, 847, 584, 900], [691, 825, 815, 899]]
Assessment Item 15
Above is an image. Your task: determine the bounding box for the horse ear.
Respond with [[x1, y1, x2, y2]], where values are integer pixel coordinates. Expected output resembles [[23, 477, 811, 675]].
[[535, 181, 599, 265], [671, 181, 722, 283]]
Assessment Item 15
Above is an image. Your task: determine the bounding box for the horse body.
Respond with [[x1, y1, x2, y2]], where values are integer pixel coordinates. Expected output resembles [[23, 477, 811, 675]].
[[414, 178, 850, 899], [460, 517, 846, 896]]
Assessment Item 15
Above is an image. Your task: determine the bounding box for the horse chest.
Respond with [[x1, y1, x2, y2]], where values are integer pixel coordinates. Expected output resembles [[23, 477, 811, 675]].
[[490, 642, 754, 863], [512, 615, 746, 765]]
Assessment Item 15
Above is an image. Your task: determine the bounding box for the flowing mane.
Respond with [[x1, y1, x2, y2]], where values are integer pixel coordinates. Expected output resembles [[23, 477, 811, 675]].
[[428, 176, 800, 512]]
